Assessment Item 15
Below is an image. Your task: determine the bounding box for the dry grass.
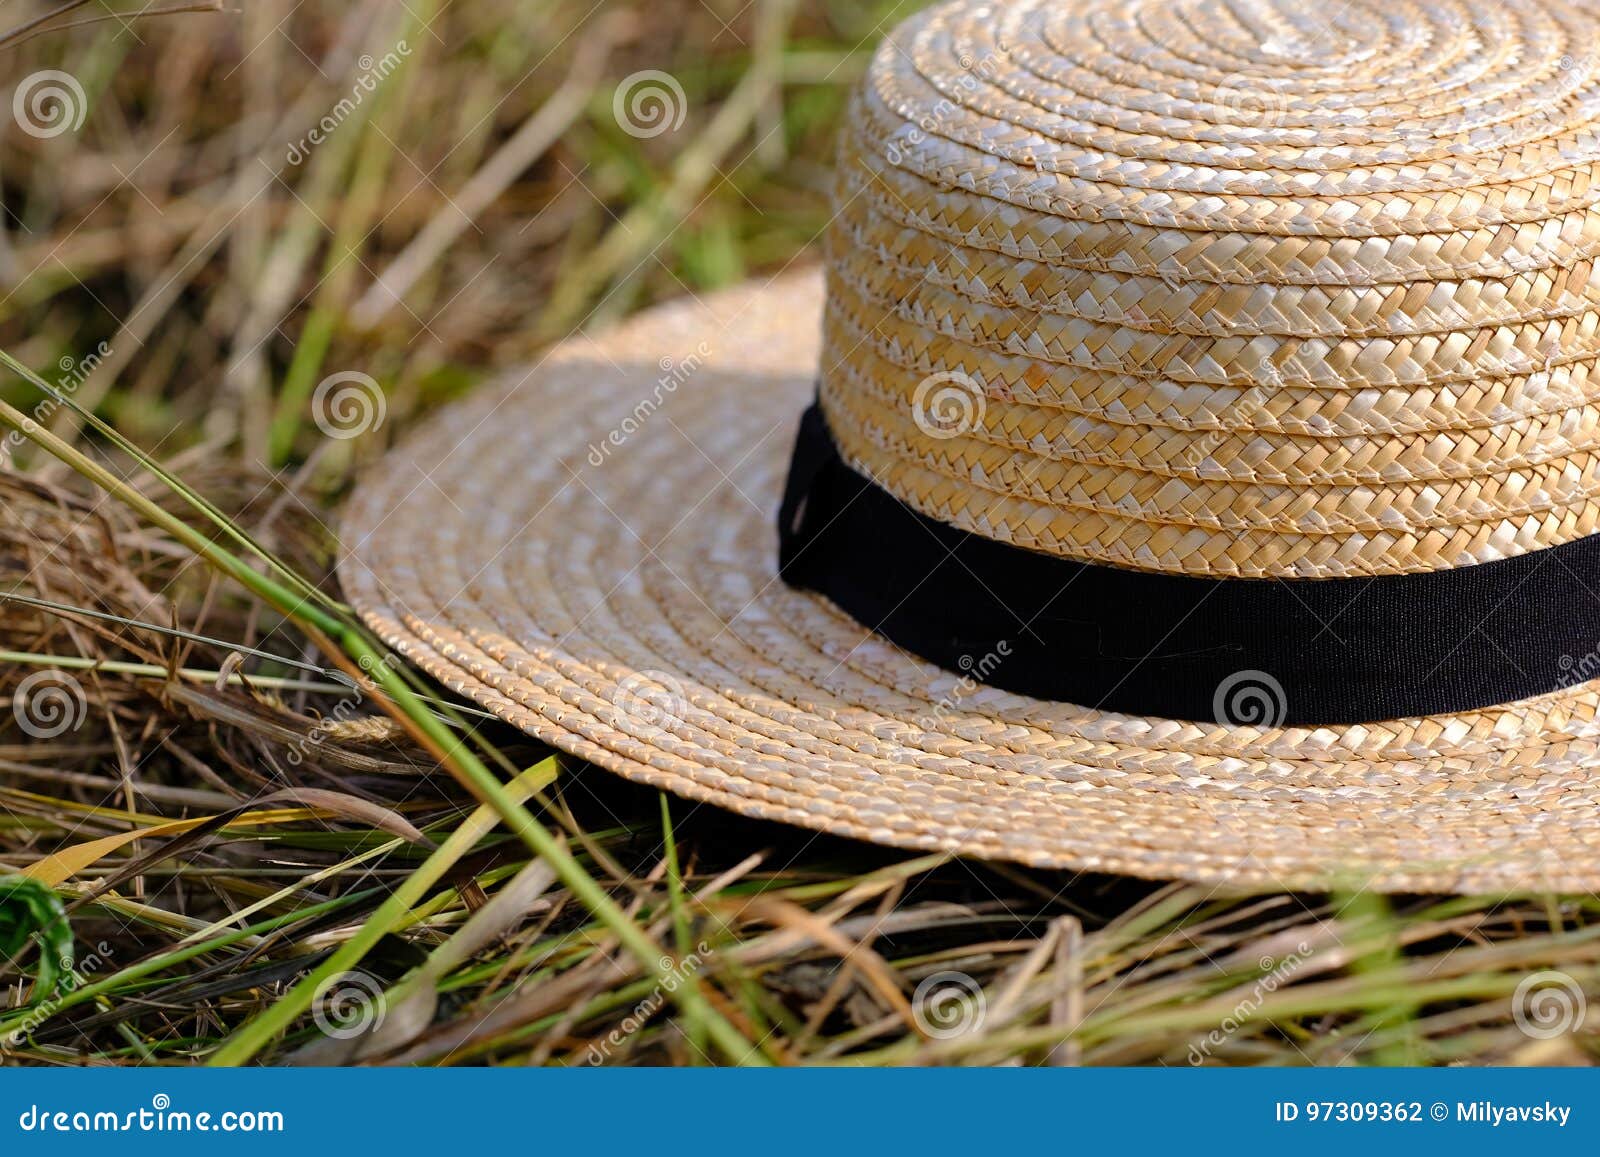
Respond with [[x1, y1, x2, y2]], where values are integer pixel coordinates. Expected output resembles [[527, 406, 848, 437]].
[[0, 0, 1598, 1066]]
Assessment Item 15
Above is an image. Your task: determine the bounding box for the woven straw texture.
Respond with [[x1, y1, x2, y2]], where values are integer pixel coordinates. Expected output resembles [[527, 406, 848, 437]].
[[342, 271, 1600, 894], [341, 0, 1600, 891], [820, 0, 1600, 578]]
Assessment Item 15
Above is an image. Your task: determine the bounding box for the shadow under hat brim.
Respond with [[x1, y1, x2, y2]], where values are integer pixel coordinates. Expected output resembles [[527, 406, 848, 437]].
[[339, 269, 1600, 895]]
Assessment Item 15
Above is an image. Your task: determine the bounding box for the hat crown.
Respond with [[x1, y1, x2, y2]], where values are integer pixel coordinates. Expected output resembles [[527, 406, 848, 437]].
[[819, 0, 1600, 579]]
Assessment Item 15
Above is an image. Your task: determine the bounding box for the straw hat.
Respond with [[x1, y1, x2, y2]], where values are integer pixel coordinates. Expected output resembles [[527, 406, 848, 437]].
[[340, 0, 1600, 893]]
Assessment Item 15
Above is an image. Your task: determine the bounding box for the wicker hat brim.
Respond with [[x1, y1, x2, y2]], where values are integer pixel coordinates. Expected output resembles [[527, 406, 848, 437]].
[[339, 269, 1600, 894]]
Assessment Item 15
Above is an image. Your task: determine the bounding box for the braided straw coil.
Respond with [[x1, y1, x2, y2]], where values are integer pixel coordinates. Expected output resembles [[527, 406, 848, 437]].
[[820, 0, 1600, 578], [342, 0, 1600, 892]]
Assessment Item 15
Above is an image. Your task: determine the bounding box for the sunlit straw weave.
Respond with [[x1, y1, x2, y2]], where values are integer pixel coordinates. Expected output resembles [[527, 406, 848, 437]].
[[820, 0, 1600, 577], [342, 0, 1600, 892]]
